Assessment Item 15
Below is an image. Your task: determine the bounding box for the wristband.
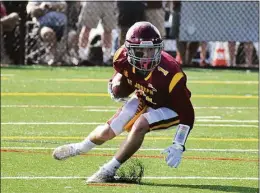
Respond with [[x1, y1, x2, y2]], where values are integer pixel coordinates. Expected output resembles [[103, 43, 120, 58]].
[[173, 124, 190, 146]]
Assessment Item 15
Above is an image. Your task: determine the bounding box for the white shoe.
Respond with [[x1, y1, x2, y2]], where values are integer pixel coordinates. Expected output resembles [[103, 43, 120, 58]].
[[87, 167, 115, 183], [52, 144, 81, 160]]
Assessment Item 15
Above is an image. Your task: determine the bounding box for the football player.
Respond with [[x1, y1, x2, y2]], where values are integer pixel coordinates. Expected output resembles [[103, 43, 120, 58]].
[[52, 21, 195, 183]]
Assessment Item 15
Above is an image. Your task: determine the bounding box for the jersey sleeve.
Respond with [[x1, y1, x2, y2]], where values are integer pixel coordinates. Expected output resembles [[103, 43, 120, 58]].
[[168, 73, 195, 129]]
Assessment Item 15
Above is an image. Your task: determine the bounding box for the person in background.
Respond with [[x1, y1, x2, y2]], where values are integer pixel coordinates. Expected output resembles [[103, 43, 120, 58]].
[[26, 1, 67, 65], [228, 41, 236, 67], [2, 1, 27, 65], [163, 1, 172, 39], [0, 2, 20, 64], [116, 1, 146, 47], [229, 41, 257, 67], [77, 2, 117, 64], [144, 1, 165, 38], [64, 1, 82, 65], [199, 41, 209, 67], [0, 3, 19, 31], [110, 1, 146, 61], [172, 1, 200, 66]]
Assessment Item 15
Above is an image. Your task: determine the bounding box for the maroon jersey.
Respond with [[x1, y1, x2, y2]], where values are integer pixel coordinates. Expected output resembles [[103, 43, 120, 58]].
[[113, 47, 195, 128]]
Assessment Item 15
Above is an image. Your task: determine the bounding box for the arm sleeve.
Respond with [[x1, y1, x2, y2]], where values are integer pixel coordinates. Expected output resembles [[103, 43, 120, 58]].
[[169, 76, 195, 129]]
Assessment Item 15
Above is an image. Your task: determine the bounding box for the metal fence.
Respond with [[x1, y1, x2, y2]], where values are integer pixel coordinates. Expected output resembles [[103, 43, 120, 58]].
[[1, 1, 259, 68]]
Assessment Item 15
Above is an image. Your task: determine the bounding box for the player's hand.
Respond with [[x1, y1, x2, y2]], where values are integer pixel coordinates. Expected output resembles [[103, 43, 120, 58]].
[[107, 81, 127, 102], [107, 80, 114, 99], [162, 143, 185, 168]]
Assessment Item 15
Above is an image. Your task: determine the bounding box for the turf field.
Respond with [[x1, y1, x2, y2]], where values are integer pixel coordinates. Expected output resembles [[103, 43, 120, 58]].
[[1, 66, 259, 193]]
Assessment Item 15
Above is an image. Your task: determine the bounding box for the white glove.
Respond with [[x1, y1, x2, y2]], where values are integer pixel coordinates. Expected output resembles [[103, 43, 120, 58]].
[[108, 81, 114, 99], [162, 143, 185, 168], [107, 81, 128, 102]]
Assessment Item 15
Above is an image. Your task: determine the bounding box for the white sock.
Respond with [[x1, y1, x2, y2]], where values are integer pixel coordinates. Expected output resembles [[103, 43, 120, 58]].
[[103, 157, 121, 173], [74, 138, 96, 153]]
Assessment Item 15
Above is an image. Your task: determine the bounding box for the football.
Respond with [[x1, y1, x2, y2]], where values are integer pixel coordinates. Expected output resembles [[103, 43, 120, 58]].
[[111, 73, 135, 98]]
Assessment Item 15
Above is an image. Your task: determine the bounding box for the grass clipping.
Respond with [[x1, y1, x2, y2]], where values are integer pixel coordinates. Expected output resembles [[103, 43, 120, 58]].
[[115, 159, 144, 184]]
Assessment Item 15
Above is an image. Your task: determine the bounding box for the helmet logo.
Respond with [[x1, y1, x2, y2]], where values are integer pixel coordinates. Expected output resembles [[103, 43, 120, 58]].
[[140, 41, 153, 46]]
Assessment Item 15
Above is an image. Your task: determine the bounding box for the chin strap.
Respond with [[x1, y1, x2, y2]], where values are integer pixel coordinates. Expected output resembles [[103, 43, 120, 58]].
[[173, 124, 191, 148]]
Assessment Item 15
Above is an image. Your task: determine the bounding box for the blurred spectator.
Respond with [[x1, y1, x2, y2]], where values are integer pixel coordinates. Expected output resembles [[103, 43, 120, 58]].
[[170, 1, 199, 66], [66, 1, 81, 32], [0, 4, 19, 32], [2, 1, 26, 65], [0, 2, 20, 64], [228, 41, 236, 66], [199, 42, 209, 67], [65, 1, 82, 65], [106, 1, 146, 62], [163, 1, 173, 39], [144, 1, 165, 37], [26, 0, 67, 65], [79, 18, 104, 66], [77, 2, 117, 64], [231, 42, 259, 67], [242, 42, 257, 66], [116, 1, 146, 47]]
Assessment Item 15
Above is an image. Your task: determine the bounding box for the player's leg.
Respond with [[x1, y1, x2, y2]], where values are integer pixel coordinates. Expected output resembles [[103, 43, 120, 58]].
[[52, 95, 142, 160], [87, 107, 179, 183], [87, 113, 149, 183], [114, 115, 149, 163], [114, 107, 179, 163]]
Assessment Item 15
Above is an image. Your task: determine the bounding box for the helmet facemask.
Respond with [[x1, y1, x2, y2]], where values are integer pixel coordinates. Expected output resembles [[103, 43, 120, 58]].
[[126, 41, 163, 72]]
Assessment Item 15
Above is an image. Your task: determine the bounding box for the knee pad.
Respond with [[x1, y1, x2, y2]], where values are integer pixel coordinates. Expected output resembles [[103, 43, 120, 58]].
[[109, 109, 135, 136]]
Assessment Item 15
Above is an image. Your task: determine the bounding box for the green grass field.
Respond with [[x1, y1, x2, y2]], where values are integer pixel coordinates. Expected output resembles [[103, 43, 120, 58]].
[[1, 66, 259, 193]]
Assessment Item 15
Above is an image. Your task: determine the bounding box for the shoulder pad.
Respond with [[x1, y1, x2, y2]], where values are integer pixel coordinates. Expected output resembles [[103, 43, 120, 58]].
[[169, 72, 184, 93], [113, 46, 125, 63]]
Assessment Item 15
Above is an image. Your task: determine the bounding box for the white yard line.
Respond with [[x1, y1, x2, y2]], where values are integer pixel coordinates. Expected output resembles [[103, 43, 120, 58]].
[[196, 120, 258, 123], [196, 116, 221, 119], [195, 124, 258, 128], [1, 105, 258, 110], [194, 106, 257, 110], [0, 74, 14, 77], [1, 105, 118, 109], [82, 109, 115, 112], [1, 146, 258, 153], [0, 176, 258, 180], [1, 122, 258, 128], [35, 78, 259, 85], [1, 122, 103, 125]]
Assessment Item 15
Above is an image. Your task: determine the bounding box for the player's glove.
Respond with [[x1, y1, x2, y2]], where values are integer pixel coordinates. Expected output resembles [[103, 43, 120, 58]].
[[162, 143, 185, 168], [107, 81, 128, 102], [108, 80, 115, 98]]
